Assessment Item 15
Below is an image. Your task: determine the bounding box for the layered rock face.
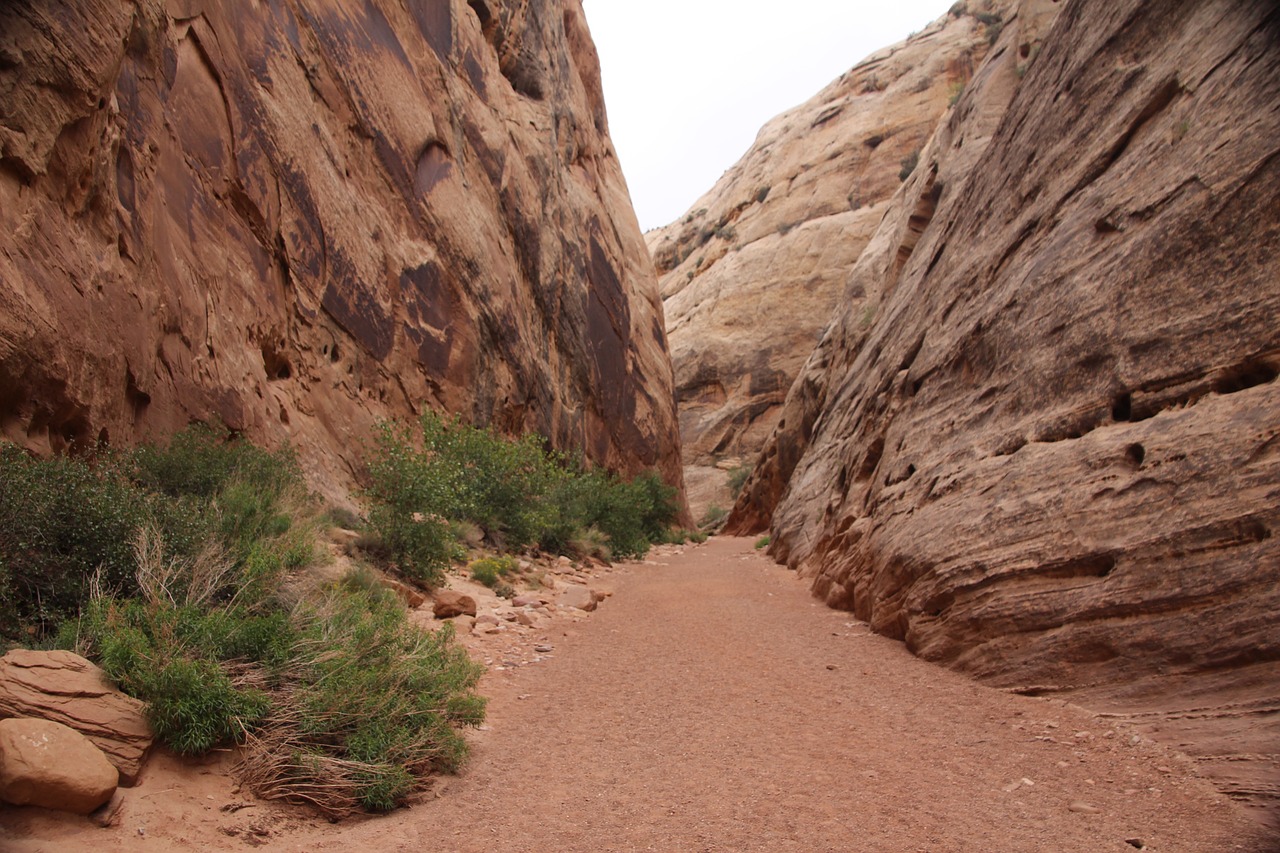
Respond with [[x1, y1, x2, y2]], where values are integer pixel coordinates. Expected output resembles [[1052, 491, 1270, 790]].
[[0, 0, 683, 497], [648, 6, 1004, 517], [732, 0, 1280, 819]]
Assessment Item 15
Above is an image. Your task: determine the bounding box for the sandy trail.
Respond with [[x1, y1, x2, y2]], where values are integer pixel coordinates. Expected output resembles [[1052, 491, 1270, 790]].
[[3, 536, 1271, 852]]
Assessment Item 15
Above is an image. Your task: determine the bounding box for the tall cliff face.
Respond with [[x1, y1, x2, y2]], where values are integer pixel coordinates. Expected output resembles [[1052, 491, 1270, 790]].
[[646, 5, 1006, 517], [0, 0, 683, 497], [732, 0, 1280, 819]]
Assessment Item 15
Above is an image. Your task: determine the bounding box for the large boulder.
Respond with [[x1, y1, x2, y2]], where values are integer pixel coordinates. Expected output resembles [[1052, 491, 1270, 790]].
[[0, 717, 118, 814], [0, 649, 152, 785], [555, 584, 598, 612], [432, 590, 478, 619]]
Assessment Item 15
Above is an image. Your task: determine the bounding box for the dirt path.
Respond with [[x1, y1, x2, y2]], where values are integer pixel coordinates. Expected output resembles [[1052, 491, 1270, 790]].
[[3, 537, 1271, 852]]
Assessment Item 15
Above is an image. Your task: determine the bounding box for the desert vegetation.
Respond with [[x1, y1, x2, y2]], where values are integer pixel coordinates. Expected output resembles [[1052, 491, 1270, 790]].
[[0, 414, 684, 815]]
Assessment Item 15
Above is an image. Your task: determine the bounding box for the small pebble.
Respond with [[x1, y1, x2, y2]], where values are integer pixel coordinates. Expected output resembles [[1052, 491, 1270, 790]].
[[1068, 801, 1101, 814]]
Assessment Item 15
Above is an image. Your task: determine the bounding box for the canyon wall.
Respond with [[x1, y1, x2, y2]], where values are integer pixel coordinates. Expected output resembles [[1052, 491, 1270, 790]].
[[730, 0, 1280, 820], [0, 0, 684, 499], [648, 5, 1006, 518]]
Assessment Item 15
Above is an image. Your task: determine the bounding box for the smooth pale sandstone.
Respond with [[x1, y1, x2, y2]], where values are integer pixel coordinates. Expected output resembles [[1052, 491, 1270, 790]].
[[0, 717, 118, 814], [0, 0, 684, 504], [731, 0, 1280, 820], [648, 5, 1003, 517]]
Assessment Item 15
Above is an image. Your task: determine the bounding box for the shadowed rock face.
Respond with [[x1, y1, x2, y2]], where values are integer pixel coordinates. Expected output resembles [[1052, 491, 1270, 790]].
[[647, 6, 1003, 518], [0, 0, 683, 500], [731, 0, 1280, 821]]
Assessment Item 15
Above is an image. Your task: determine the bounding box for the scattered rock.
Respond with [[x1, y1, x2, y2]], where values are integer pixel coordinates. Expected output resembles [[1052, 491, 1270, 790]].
[[0, 650, 152, 784], [433, 590, 478, 619], [556, 585, 598, 612], [1125, 839, 1145, 849], [1068, 801, 1101, 815], [0, 717, 118, 814], [512, 594, 546, 608]]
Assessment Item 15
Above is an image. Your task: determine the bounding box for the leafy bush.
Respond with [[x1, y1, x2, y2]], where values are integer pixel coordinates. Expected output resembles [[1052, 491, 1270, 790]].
[[755, 535, 771, 550], [362, 421, 460, 587], [0, 444, 146, 635], [366, 414, 680, 568], [242, 577, 485, 813], [700, 505, 729, 530], [11, 424, 485, 816], [469, 556, 519, 588], [727, 464, 752, 497], [76, 595, 280, 755]]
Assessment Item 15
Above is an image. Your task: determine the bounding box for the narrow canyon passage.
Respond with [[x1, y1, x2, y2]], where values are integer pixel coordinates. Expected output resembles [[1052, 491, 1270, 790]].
[[8, 538, 1268, 852], [292, 538, 1267, 851]]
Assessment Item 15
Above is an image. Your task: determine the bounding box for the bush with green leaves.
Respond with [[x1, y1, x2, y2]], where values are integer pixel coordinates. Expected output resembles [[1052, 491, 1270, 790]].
[[8, 423, 487, 816], [727, 463, 753, 498], [699, 505, 729, 531], [365, 413, 681, 572], [469, 555, 519, 588], [0, 444, 146, 635], [257, 575, 485, 812]]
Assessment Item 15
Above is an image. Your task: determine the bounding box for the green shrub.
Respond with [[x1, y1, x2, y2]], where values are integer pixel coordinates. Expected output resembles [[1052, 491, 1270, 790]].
[[367, 414, 680, 566], [0, 444, 147, 636], [700, 505, 729, 530], [325, 506, 364, 531], [899, 149, 921, 182], [77, 597, 280, 755], [267, 579, 486, 811], [658, 528, 707, 546], [755, 535, 771, 550], [10, 424, 485, 816], [469, 556, 518, 588], [363, 421, 459, 587], [727, 464, 752, 497]]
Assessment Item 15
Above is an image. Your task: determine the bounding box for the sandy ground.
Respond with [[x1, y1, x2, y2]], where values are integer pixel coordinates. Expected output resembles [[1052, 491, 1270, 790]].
[[2, 536, 1273, 852]]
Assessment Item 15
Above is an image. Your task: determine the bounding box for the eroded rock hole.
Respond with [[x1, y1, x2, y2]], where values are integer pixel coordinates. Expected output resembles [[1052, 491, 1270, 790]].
[[261, 344, 292, 381], [1111, 392, 1132, 422], [467, 0, 494, 33], [1125, 443, 1145, 468], [1212, 361, 1277, 395]]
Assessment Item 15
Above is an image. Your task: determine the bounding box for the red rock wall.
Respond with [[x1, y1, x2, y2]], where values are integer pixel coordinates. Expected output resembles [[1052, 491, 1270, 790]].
[[732, 0, 1280, 819], [0, 0, 684, 499]]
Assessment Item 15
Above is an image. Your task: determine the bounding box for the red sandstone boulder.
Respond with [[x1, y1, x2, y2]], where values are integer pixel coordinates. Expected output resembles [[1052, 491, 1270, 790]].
[[0, 717, 118, 814], [0, 650, 152, 785], [433, 590, 478, 619]]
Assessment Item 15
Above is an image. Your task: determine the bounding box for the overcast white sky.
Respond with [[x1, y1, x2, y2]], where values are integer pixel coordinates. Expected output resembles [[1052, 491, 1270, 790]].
[[582, 1, 955, 231]]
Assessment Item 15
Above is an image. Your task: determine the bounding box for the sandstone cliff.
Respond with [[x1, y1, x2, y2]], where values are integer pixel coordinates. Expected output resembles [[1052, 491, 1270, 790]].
[[0, 0, 683, 498], [731, 0, 1280, 820], [648, 5, 1007, 518]]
